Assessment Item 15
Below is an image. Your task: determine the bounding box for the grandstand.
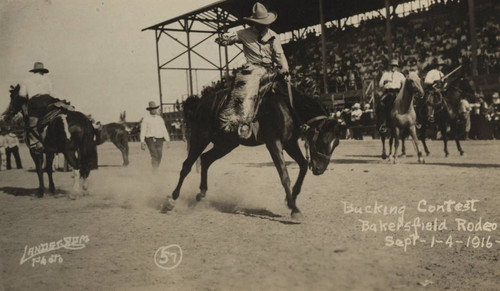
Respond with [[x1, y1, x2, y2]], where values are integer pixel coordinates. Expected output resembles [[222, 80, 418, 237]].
[[143, 0, 500, 139]]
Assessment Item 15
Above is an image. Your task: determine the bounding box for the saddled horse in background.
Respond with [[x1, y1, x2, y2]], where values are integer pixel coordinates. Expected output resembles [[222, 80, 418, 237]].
[[421, 77, 475, 156], [3, 84, 98, 197], [379, 72, 425, 163], [161, 76, 341, 219], [94, 112, 129, 166]]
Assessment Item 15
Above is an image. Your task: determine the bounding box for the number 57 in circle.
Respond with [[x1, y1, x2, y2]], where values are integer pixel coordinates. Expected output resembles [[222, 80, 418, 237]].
[[154, 244, 183, 270]]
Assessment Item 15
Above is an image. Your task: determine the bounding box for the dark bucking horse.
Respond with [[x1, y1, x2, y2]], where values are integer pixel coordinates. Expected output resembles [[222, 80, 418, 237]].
[[420, 77, 475, 157], [379, 71, 425, 163], [3, 84, 98, 197], [161, 77, 341, 219]]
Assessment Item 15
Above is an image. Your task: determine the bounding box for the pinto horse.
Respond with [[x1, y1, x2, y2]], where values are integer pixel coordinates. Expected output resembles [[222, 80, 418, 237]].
[[161, 78, 341, 219], [421, 77, 474, 157], [3, 85, 98, 197], [380, 72, 425, 163]]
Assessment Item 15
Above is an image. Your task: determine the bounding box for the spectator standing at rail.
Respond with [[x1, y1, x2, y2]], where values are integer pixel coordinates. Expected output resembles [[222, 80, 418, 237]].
[[4, 129, 23, 170], [215, 2, 290, 139], [378, 59, 405, 133], [140, 101, 171, 171]]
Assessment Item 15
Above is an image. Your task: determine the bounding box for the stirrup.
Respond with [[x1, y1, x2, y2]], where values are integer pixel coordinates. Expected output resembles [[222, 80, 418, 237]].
[[379, 125, 388, 134], [238, 124, 252, 139], [428, 116, 435, 123], [29, 141, 44, 152]]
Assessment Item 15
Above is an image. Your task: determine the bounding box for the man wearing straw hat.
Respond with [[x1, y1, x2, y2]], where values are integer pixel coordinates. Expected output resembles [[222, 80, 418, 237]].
[[19, 62, 53, 151], [216, 2, 290, 139], [140, 101, 171, 171], [378, 59, 405, 133], [424, 59, 446, 123]]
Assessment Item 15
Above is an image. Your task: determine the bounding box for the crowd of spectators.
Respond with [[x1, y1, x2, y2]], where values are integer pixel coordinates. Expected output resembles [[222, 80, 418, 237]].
[[284, 0, 500, 95]]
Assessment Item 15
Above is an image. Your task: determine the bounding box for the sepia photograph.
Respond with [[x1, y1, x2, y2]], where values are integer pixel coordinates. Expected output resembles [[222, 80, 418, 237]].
[[0, 0, 499, 290]]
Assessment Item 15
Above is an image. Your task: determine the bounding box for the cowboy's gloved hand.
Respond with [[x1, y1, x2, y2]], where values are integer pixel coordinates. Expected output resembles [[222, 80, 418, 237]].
[[141, 142, 146, 151], [280, 69, 291, 82]]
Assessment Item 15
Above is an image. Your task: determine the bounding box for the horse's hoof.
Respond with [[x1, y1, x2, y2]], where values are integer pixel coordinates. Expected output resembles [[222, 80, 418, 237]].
[[381, 154, 387, 160], [196, 193, 206, 201], [460, 151, 465, 156], [160, 197, 175, 213], [172, 190, 180, 200], [291, 211, 303, 221], [67, 193, 77, 200], [399, 154, 406, 158], [445, 153, 449, 158], [426, 152, 430, 156]]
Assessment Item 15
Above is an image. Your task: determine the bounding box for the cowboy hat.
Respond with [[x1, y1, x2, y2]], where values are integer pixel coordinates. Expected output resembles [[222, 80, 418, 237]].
[[353, 103, 361, 109], [492, 92, 499, 98], [437, 59, 445, 66], [146, 101, 160, 111], [243, 2, 277, 25], [390, 59, 399, 66], [29, 62, 49, 73]]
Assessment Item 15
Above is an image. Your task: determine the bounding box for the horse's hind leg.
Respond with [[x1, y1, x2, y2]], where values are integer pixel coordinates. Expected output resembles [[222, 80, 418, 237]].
[[161, 135, 210, 213], [45, 152, 56, 193], [284, 141, 308, 201], [392, 129, 400, 164], [197, 139, 238, 201]]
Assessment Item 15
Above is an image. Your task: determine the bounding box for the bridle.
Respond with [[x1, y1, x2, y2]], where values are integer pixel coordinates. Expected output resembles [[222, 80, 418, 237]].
[[302, 115, 336, 169]]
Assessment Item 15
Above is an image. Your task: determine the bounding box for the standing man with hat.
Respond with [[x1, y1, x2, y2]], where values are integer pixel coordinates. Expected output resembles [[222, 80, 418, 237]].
[[19, 62, 53, 151], [216, 2, 290, 139], [424, 59, 446, 122], [378, 59, 406, 132], [140, 101, 170, 171], [4, 129, 23, 170]]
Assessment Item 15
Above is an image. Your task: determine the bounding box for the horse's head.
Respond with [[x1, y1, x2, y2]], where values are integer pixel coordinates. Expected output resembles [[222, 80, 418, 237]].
[[302, 116, 340, 175], [3, 84, 27, 122], [407, 71, 424, 99]]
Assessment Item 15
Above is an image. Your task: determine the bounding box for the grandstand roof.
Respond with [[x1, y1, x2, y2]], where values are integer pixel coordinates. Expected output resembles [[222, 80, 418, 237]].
[[143, 0, 412, 32]]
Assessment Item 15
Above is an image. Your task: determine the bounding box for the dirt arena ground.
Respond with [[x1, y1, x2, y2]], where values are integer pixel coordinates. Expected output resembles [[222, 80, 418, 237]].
[[0, 139, 499, 291]]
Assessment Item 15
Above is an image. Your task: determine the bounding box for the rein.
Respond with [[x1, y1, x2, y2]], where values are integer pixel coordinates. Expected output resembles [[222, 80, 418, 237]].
[[302, 115, 333, 169]]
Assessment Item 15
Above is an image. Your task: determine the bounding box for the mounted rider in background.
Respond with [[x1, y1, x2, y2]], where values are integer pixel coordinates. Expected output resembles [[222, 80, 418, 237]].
[[378, 59, 405, 133], [424, 59, 446, 123], [216, 2, 290, 139]]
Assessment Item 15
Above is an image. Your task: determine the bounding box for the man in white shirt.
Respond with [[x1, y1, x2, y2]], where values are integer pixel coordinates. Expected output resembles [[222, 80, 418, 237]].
[[19, 62, 53, 151], [4, 129, 23, 170], [378, 59, 406, 132], [216, 2, 290, 139], [424, 59, 446, 122], [140, 101, 170, 171]]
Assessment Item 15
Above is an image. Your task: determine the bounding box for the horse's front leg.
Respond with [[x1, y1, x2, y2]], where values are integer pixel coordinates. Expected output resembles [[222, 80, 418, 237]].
[[381, 134, 387, 160], [45, 152, 56, 193], [451, 123, 465, 156], [392, 128, 400, 164], [419, 124, 430, 156], [266, 140, 300, 219], [30, 150, 45, 198], [284, 141, 308, 201], [409, 126, 425, 164], [439, 122, 449, 157], [197, 140, 238, 201]]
